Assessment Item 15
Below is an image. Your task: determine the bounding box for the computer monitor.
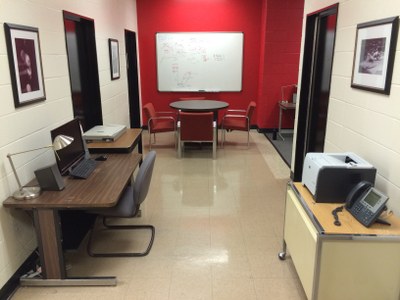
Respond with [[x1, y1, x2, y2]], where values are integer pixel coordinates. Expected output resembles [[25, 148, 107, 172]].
[[50, 118, 86, 175]]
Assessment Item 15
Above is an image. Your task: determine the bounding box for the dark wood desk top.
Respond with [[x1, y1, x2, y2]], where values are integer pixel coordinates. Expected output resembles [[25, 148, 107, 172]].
[[292, 182, 400, 236], [87, 128, 142, 153], [170, 100, 229, 111], [3, 153, 142, 209]]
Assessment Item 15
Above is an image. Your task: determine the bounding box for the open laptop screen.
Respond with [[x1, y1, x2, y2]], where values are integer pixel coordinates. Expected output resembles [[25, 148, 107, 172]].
[[50, 118, 86, 175]]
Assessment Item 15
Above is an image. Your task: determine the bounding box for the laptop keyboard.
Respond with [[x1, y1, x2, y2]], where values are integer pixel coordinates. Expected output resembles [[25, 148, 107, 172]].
[[70, 159, 97, 179]]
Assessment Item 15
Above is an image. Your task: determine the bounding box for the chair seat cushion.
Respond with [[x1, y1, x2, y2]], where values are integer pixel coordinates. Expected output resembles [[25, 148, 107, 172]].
[[222, 117, 247, 131], [89, 186, 137, 218], [152, 119, 175, 132]]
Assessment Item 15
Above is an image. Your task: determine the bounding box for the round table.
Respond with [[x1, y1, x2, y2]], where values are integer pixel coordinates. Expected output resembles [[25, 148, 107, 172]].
[[170, 100, 229, 143], [169, 100, 229, 117]]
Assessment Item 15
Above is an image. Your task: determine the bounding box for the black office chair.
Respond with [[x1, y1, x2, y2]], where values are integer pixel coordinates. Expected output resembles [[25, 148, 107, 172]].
[[86, 151, 156, 257]]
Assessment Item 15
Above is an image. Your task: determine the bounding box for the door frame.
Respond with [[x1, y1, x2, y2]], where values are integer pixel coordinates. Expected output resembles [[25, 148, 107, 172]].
[[125, 30, 141, 129], [63, 11, 102, 131], [292, 4, 338, 181]]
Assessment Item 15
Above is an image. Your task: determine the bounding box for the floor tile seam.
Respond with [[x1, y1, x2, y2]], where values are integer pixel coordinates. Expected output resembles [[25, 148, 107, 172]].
[[210, 276, 259, 300]]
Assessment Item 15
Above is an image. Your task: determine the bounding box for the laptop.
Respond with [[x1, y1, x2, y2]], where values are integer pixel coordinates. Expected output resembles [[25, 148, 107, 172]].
[[83, 124, 127, 142]]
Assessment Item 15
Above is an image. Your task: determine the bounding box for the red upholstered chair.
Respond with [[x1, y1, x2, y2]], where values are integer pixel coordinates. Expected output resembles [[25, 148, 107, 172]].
[[178, 112, 216, 159], [143, 102, 176, 149], [220, 101, 256, 148]]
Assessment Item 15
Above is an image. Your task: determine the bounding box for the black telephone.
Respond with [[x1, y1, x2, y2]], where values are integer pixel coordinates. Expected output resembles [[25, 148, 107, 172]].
[[345, 181, 389, 227]]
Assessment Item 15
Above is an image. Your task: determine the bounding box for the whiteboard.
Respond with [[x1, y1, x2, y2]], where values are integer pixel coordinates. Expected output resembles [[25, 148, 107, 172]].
[[156, 32, 243, 92]]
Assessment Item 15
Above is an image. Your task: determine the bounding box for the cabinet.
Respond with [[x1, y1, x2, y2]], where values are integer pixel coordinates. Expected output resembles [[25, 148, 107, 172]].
[[280, 182, 400, 300]]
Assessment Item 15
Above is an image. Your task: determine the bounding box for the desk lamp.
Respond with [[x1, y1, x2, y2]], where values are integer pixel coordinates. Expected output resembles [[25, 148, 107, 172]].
[[7, 135, 74, 200]]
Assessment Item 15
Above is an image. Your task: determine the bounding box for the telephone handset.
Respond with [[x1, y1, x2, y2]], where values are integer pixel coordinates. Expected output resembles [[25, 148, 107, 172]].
[[345, 181, 389, 227]]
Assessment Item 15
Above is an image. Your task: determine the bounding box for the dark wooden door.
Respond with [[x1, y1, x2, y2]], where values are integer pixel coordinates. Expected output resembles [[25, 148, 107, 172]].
[[125, 30, 141, 129]]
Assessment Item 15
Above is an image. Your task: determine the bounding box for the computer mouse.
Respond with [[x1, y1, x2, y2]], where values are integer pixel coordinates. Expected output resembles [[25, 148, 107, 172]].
[[95, 155, 108, 161]]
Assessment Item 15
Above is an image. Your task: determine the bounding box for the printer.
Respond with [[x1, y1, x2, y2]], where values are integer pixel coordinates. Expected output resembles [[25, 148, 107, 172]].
[[302, 152, 376, 203]]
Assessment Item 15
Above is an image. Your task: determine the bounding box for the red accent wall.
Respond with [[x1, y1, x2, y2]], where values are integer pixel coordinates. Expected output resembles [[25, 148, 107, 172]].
[[259, 0, 304, 128], [136, 0, 304, 129]]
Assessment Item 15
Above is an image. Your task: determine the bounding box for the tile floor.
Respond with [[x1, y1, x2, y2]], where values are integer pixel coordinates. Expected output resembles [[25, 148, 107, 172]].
[[11, 130, 307, 300]]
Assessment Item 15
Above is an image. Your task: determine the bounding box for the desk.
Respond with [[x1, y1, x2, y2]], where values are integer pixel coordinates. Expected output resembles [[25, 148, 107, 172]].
[[170, 100, 229, 121], [3, 152, 142, 286], [87, 128, 142, 154], [280, 182, 400, 300], [277, 101, 296, 140]]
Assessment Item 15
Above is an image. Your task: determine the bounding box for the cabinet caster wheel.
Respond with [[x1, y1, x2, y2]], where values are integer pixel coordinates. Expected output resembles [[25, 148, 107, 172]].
[[278, 252, 286, 260]]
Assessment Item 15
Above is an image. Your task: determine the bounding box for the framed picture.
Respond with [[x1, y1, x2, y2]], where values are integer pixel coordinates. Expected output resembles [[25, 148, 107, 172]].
[[4, 23, 46, 107], [109, 38, 120, 80], [351, 16, 399, 95]]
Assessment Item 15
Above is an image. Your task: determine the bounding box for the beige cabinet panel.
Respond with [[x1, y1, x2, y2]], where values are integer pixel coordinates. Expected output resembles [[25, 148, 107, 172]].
[[284, 189, 317, 299], [318, 240, 400, 300]]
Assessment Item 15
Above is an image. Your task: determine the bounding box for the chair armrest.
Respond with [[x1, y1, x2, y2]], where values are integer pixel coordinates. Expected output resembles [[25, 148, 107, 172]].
[[155, 111, 178, 120], [156, 112, 177, 121], [225, 109, 246, 114], [149, 116, 176, 121], [148, 116, 177, 131], [223, 114, 248, 119], [226, 109, 246, 112], [156, 111, 176, 115]]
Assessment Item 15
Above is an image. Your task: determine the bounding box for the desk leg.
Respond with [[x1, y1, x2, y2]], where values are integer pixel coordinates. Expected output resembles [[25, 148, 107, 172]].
[[138, 134, 143, 166], [278, 106, 284, 141], [138, 134, 143, 154], [21, 209, 116, 286], [34, 209, 65, 279]]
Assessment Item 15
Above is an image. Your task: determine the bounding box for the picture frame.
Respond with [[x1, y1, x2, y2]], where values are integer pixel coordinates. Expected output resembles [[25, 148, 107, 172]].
[[351, 16, 399, 95], [4, 23, 46, 107], [108, 38, 120, 80]]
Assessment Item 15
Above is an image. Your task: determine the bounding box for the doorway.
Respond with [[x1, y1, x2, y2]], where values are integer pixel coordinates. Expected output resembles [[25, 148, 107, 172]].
[[125, 30, 141, 129], [293, 4, 338, 181], [63, 11, 102, 131]]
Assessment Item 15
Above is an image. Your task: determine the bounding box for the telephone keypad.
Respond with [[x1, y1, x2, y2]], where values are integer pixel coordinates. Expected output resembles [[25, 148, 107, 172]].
[[352, 203, 374, 226]]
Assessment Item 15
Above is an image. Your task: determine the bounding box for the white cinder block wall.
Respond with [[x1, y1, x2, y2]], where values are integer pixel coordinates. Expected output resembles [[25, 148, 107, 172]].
[[0, 0, 138, 287], [293, 0, 400, 214]]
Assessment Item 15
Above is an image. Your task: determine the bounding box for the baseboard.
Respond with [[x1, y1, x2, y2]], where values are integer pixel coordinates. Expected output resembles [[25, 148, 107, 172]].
[[0, 250, 39, 299], [142, 125, 266, 133], [257, 127, 277, 134], [144, 125, 276, 133], [258, 128, 278, 140], [143, 125, 261, 131]]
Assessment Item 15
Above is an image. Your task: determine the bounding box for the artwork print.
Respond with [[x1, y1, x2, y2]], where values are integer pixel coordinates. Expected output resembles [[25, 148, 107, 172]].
[[4, 23, 46, 107], [351, 17, 398, 94]]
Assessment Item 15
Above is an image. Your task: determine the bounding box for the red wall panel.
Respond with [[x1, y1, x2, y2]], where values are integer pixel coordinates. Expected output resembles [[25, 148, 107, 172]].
[[136, 0, 304, 129], [259, 1, 304, 128]]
